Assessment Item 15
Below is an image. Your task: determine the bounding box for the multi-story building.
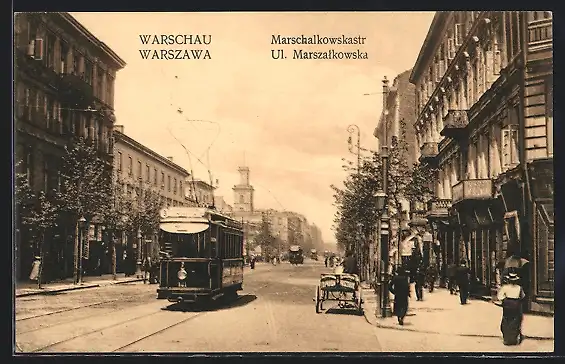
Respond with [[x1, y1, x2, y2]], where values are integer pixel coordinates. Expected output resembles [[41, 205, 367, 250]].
[[14, 12, 125, 281], [186, 179, 216, 207], [375, 70, 418, 267], [214, 195, 233, 215], [409, 11, 553, 313], [233, 166, 255, 213], [113, 125, 191, 270]]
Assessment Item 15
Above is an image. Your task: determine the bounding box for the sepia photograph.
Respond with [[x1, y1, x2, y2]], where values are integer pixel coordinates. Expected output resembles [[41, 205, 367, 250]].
[[13, 11, 554, 354]]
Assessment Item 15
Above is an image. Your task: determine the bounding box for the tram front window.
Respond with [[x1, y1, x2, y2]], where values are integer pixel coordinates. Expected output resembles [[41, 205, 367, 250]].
[[160, 227, 211, 258]]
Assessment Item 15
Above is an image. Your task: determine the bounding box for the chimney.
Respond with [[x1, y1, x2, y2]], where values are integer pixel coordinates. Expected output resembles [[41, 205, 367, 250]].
[[114, 125, 124, 134], [167, 156, 174, 162]]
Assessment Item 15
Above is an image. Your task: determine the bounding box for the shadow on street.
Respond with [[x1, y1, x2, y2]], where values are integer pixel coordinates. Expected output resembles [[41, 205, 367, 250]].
[[161, 294, 257, 312], [324, 307, 364, 316]]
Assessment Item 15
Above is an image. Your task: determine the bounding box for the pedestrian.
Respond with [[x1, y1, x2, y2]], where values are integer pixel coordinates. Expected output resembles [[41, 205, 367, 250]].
[[496, 272, 525, 345], [455, 259, 471, 304], [250, 255, 256, 269], [324, 256, 328, 268], [426, 264, 438, 293], [389, 267, 411, 325], [447, 260, 458, 294], [29, 256, 41, 282], [414, 264, 425, 301], [343, 251, 357, 275]]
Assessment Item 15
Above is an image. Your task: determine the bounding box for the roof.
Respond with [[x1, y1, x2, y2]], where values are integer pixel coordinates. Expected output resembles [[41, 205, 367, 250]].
[[409, 12, 450, 84], [59, 12, 127, 69], [113, 131, 190, 176]]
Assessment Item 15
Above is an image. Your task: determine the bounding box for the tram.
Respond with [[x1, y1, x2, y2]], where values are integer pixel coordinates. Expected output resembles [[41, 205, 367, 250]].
[[289, 245, 304, 265], [310, 249, 318, 260], [156, 207, 244, 304]]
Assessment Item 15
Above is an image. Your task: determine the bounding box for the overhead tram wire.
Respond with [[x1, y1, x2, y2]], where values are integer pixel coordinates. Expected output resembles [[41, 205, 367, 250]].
[[165, 72, 223, 206]]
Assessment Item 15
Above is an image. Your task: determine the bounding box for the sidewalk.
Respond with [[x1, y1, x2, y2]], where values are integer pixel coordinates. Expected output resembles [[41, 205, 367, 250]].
[[361, 285, 554, 341], [15, 273, 144, 298]]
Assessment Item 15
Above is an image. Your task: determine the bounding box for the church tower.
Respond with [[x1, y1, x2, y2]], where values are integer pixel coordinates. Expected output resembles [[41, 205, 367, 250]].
[[233, 166, 254, 212]]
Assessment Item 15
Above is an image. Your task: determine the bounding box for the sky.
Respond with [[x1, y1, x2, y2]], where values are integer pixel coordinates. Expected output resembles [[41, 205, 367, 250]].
[[71, 12, 435, 246]]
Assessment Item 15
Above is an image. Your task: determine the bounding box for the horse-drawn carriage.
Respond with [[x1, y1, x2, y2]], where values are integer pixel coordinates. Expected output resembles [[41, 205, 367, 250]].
[[313, 273, 363, 314]]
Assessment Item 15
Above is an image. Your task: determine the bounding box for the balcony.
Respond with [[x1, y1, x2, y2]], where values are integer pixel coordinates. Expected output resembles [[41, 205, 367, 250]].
[[528, 18, 552, 51], [452, 179, 494, 205], [441, 110, 469, 139], [15, 48, 60, 88], [426, 198, 452, 219], [419, 142, 439, 166], [409, 210, 428, 227], [59, 73, 94, 106]]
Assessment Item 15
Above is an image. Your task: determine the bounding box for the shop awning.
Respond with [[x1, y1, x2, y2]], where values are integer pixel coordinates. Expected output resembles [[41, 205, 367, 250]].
[[159, 223, 209, 234]]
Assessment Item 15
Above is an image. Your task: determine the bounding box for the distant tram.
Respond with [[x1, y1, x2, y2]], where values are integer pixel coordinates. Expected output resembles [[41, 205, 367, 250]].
[[310, 249, 318, 260], [157, 207, 244, 304], [289, 245, 304, 265]]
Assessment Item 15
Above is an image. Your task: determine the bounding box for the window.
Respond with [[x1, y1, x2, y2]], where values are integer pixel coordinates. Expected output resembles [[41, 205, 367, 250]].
[[168, 175, 171, 191], [146, 164, 150, 182], [448, 38, 456, 59], [239, 194, 244, 203], [85, 60, 93, 85], [455, 23, 464, 46], [96, 66, 104, 100], [137, 160, 142, 179], [161, 172, 165, 189], [117, 151, 122, 172], [472, 60, 479, 104], [46, 32, 56, 69], [179, 181, 183, 196], [72, 49, 80, 75], [154, 167, 158, 185], [173, 178, 177, 194], [60, 41, 69, 74], [128, 156, 133, 175], [107, 75, 115, 107], [502, 125, 519, 169], [546, 78, 553, 156]]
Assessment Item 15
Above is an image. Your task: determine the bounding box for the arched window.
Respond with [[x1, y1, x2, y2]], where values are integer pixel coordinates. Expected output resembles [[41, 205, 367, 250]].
[[239, 194, 244, 203]]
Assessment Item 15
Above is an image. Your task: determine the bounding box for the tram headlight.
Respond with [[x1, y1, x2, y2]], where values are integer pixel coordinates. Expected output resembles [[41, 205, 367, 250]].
[[177, 268, 188, 281]]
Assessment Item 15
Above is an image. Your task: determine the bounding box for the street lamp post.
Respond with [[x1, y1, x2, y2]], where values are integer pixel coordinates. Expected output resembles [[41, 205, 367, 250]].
[[78, 216, 86, 284], [347, 124, 363, 279], [376, 76, 392, 318]]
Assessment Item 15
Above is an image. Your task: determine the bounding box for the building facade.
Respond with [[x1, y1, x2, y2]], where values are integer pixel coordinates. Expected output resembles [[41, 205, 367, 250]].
[[186, 179, 216, 207], [233, 166, 255, 213], [410, 11, 553, 313], [14, 12, 125, 281], [113, 126, 191, 271]]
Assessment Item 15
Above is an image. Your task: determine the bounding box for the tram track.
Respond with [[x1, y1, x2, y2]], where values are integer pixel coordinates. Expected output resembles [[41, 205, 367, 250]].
[[30, 307, 168, 353], [20, 263, 315, 353], [16, 298, 121, 323]]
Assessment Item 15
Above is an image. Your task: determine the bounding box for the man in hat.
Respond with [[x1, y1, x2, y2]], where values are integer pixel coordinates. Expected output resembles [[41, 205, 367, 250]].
[[455, 259, 471, 305], [389, 266, 411, 325], [497, 272, 525, 345]]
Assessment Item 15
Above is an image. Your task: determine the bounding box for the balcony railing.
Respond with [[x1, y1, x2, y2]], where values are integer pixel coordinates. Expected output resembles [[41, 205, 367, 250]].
[[426, 198, 452, 219], [452, 179, 494, 204], [59, 73, 94, 104], [528, 18, 552, 49], [441, 110, 469, 138], [419, 142, 439, 165]]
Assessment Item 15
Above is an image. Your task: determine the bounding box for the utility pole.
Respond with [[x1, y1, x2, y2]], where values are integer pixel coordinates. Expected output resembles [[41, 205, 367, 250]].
[[347, 124, 362, 279]]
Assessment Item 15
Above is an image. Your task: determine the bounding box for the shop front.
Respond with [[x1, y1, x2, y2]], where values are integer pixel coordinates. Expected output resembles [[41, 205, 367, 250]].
[[527, 158, 554, 314]]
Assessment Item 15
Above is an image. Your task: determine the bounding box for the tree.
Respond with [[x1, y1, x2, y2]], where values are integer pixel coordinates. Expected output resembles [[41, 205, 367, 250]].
[[58, 137, 113, 283], [253, 213, 276, 259], [14, 172, 59, 288], [331, 118, 434, 278]]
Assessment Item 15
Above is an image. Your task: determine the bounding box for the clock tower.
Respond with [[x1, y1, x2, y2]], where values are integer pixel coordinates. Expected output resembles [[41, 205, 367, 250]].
[[233, 166, 254, 212]]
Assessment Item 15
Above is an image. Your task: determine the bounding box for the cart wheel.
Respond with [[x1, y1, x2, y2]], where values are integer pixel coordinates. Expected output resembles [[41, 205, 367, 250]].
[[315, 286, 322, 314]]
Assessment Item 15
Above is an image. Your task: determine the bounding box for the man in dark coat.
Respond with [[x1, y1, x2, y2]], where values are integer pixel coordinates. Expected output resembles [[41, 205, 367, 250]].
[[455, 259, 471, 304], [389, 267, 411, 325], [343, 252, 357, 275]]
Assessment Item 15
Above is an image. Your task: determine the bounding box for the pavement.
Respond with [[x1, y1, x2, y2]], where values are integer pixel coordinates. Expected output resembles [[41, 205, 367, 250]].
[[15, 273, 145, 298], [361, 284, 554, 341]]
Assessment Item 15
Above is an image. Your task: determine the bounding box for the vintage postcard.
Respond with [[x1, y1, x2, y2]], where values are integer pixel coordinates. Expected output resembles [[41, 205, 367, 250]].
[[13, 11, 554, 353]]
